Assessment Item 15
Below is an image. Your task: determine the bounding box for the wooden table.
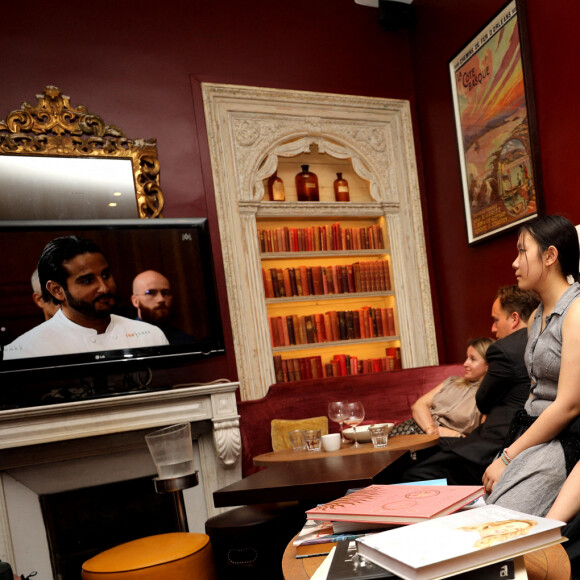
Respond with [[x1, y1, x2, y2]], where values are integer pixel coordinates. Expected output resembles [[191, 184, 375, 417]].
[[213, 435, 439, 508], [282, 536, 572, 580], [253, 434, 439, 466]]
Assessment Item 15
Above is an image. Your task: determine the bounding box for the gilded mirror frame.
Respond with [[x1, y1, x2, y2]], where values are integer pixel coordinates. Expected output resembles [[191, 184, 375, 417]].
[[0, 86, 164, 218]]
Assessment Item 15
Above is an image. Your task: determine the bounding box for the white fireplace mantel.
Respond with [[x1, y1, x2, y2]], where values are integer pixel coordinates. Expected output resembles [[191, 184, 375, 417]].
[[0, 382, 242, 570]]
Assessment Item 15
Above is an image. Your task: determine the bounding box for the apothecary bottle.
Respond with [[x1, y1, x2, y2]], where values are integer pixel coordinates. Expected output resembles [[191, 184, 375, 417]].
[[267, 171, 286, 201], [295, 165, 319, 201], [333, 172, 350, 202]]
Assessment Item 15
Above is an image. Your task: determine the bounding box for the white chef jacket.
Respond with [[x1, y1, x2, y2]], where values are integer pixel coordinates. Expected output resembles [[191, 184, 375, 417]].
[[3, 309, 169, 359]]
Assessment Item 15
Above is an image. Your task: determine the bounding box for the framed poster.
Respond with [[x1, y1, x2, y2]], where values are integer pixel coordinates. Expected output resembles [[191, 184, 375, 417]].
[[449, 0, 543, 245]]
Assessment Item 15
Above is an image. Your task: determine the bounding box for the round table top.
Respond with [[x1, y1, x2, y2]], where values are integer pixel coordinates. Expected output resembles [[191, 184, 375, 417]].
[[282, 536, 571, 580], [253, 434, 439, 466]]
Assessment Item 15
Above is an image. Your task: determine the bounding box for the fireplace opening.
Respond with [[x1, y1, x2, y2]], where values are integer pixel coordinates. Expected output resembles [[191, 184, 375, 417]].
[[40, 476, 179, 579]]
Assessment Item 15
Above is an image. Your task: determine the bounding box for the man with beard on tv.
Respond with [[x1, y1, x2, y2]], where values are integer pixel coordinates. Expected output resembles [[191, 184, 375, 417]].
[[131, 270, 194, 345], [3, 236, 168, 359]]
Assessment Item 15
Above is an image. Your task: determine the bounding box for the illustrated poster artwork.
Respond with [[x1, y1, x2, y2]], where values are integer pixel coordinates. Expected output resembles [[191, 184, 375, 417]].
[[450, 0, 541, 244]]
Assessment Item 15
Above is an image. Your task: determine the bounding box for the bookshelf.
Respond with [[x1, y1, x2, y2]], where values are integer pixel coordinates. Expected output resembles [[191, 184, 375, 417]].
[[257, 167, 401, 382], [202, 83, 438, 400]]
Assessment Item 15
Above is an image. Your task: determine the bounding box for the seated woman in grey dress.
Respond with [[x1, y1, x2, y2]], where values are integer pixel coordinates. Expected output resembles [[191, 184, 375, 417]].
[[483, 214, 580, 517], [390, 336, 494, 438]]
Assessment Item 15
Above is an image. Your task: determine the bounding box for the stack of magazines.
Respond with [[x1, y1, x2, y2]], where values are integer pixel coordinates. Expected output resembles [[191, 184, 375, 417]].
[[298, 485, 566, 580]]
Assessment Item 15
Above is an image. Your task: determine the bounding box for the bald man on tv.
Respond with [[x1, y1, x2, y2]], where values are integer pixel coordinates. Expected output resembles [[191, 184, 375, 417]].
[[131, 270, 194, 345]]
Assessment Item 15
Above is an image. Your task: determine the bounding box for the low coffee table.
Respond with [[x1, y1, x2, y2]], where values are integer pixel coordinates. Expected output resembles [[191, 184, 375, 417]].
[[213, 434, 439, 508]]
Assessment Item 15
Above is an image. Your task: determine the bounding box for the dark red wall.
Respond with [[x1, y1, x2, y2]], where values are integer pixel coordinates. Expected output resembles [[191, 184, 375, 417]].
[[3, 0, 578, 379], [411, 0, 580, 363]]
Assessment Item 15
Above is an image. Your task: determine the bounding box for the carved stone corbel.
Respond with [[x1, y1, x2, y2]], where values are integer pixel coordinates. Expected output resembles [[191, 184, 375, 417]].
[[212, 418, 241, 466]]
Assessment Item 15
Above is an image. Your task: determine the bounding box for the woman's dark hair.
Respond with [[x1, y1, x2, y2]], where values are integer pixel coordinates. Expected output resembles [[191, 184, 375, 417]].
[[38, 235, 103, 303], [520, 215, 580, 283]]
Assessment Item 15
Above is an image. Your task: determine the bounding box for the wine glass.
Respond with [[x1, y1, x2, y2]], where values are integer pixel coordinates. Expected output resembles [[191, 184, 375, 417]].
[[328, 401, 348, 443], [343, 401, 365, 448]]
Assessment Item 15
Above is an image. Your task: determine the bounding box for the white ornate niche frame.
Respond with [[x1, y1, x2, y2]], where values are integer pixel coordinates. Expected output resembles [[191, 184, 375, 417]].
[[253, 136, 381, 202], [202, 83, 438, 401]]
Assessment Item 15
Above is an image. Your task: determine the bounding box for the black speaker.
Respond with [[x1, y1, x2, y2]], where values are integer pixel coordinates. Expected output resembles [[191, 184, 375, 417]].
[[378, 0, 415, 31], [205, 502, 305, 580]]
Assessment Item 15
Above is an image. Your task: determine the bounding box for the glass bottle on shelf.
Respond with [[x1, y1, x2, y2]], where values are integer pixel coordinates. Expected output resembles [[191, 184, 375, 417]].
[[333, 172, 350, 202], [267, 171, 285, 201], [295, 164, 319, 201]]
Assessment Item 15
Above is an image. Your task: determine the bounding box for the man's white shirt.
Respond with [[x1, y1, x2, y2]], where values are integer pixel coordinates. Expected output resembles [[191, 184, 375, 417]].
[[3, 309, 169, 359]]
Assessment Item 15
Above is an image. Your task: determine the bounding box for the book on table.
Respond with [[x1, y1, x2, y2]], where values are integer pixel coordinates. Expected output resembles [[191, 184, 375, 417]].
[[326, 539, 527, 580], [356, 504, 564, 580], [327, 542, 528, 580], [294, 519, 336, 546], [306, 484, 485, 525], [327, 538, 395, 579], [293, 520, 341, 556], [296, 541, 338, 559], [331, 480, 451, 533], [332, 520, 395, 534], [293, 518, 384, 554]]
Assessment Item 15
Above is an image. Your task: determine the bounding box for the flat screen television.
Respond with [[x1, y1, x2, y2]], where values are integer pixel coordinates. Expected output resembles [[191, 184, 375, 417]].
[[0, 218, 225, 402]]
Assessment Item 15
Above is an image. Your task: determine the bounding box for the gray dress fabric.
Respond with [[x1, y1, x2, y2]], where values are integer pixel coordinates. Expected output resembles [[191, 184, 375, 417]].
[[486, 282, 580, 516]]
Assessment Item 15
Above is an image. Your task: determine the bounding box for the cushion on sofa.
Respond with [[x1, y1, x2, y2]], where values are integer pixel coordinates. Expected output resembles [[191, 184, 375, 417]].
[[271, 416, 329, 451]]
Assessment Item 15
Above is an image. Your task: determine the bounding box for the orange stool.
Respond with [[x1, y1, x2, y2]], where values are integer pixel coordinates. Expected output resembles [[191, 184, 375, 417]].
[[81, 532, 216, 580]]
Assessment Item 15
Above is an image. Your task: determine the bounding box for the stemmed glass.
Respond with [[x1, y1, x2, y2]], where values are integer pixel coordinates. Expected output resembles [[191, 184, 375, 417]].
[[328, 401, 348, 443], [343, 401, 365, 448]]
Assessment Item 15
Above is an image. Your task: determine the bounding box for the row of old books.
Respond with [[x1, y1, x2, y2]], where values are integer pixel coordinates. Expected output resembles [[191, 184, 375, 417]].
[[263, 260, 391, 299], [269, 307, 396, 348], [258, 223, 385, 253], [273, 348, 401, 383]]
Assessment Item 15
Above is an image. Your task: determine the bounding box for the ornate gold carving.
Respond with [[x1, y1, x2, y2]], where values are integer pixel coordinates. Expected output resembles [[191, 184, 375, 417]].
[[0, 86, 164, 218]]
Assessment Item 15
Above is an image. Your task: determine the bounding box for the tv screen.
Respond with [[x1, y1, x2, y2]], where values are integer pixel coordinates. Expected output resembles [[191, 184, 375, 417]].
[[0, 218, 224, 401]]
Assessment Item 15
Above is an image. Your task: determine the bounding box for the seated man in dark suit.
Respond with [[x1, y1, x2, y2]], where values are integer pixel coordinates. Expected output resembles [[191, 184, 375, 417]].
[[391, 285, 539, 485]]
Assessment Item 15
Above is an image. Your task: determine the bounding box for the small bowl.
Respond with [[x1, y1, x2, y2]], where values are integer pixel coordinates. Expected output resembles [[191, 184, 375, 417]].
[[343, 423, 394, 443]]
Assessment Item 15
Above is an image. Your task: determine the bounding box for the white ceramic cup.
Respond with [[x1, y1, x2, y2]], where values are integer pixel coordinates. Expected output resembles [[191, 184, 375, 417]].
[[321, 432, 341, 452]]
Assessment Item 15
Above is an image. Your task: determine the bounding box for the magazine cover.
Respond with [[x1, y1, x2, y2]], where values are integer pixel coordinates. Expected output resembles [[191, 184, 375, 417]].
[[306, 484, 485, 524], [357, 505, 564, 580]]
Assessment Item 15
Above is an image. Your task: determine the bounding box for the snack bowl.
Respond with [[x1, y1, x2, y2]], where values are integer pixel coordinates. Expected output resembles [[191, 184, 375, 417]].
[[343, 422, 394, 443]]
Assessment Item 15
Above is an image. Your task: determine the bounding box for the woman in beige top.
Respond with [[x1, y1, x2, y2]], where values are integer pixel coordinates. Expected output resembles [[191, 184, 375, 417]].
[[413, 337, 494, 437], [391, 337, 494, 437]]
